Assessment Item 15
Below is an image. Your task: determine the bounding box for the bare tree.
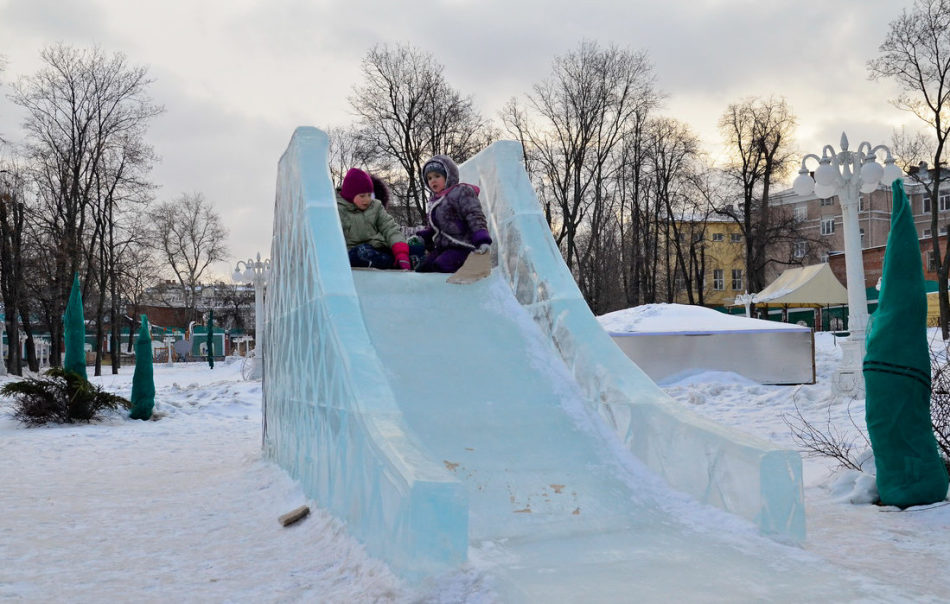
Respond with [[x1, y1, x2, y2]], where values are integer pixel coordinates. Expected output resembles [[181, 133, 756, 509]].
[[325, 125, 376, 189], [502, 41, 660, 302], [88, 130, 157, 375], [0, 163, 27, 374], [115, 242, 160, 354], [612, 116, 657, 307], [870, 0, 950, 339], [350, 44, 494, 224], [11, 44, 162, 365], [718, 96, 798, 295], [213, 280, 255, 333], [640, 118, 707, 304], [150, 193, 229, 322]]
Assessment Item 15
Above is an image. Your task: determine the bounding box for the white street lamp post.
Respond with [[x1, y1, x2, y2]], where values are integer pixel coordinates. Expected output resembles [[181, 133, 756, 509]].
[[232, 252, 271, 380], [793, 132, 903, 398], [163, 335, 175, 367], [735, 291, 755, 318]]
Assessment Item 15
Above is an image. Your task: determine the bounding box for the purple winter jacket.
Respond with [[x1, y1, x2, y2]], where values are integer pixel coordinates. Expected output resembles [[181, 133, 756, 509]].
[[417, 155, 492, 252]]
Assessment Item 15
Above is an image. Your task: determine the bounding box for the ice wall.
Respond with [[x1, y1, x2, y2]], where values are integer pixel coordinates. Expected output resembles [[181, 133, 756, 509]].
[[459, 141, 805, 541], [263, 127, 468, 578]]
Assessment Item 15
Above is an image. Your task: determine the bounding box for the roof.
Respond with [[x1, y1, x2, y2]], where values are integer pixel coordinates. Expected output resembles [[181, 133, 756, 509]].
[[736, 263, 849, 306]]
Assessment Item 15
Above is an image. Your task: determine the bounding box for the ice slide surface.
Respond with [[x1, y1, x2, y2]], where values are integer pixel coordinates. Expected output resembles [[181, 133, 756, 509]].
[[263, 128, 910, 600]]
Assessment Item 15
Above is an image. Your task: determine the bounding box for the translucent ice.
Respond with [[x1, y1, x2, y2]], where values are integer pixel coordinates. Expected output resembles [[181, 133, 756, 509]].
[[263, 128, 807, 588]]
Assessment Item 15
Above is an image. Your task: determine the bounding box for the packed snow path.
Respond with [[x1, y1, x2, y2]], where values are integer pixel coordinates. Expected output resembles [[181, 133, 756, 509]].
[[0, 362, 403, 602], [352, 270, 911, 601]]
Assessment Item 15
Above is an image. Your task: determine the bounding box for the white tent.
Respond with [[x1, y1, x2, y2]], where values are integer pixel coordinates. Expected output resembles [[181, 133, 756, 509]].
[[742, 263, 849, 307]]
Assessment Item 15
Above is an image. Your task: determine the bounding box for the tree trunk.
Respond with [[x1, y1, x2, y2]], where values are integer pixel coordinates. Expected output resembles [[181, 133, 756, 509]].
[[21, 314, 38, 372], [109, 195, 120, 374]]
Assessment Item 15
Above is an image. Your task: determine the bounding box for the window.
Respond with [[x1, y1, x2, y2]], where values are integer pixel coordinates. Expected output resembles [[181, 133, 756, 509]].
[[860, 228, 865, 245], [794, 206, 807, 221], [794, 241, 806, 258], [924, 196, 932, 213], [820, 252, 829, 263], [929, 251, 937, 272], [941, 193, 950, 211], [713, 269, 724, 291], [673, 274, 686, 292], [924, 228, 933, 238], [859, 196, 868, 211], [821, 217, 835, 235], [711, 232, 724, 242], [730, 233, 742, 243], [820, 197, 834, 206], [731, 269, 744, 291]]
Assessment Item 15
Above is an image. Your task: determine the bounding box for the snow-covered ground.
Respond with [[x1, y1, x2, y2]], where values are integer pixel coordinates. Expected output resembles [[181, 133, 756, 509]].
[[2, 307, 950, 602], [665, 329, 950, 601]]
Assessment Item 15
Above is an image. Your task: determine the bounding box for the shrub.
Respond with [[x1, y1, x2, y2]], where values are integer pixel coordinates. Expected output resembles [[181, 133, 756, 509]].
[[929, 342, 950, 472], [785, 341, 950, 474], [2, 367, 131, 426]]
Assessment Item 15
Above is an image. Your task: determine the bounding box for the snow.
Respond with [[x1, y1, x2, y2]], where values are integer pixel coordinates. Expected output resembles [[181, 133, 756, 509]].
[[598, 302, 807, 334], [0, 359, 405, 602], [3, 320, 950, 601], [663, 329, 950, 601]]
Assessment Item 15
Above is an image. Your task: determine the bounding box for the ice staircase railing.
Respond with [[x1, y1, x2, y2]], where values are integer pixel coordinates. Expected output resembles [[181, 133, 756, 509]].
[[263, 127, 468, 579], [459, 141, 806, 542]]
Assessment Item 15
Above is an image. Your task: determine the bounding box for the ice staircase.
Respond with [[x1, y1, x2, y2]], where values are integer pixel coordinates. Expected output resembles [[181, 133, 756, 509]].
[[259, 128, 896, 599]]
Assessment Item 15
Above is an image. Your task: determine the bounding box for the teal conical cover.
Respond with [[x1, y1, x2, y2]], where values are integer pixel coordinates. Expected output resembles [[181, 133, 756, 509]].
[[864, 179, 949, 506], [129, 315, 155, 420], [63, 272, 87, 379], [207, 309, 215, 370]]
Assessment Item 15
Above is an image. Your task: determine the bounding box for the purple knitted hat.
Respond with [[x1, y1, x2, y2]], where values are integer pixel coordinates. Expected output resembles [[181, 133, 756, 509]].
[[341, 168, 373, 202]]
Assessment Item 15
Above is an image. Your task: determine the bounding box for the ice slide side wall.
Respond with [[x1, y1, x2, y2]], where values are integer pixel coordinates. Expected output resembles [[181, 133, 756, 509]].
[[459, 141, 805, 541], [263, 127, 468, 578]]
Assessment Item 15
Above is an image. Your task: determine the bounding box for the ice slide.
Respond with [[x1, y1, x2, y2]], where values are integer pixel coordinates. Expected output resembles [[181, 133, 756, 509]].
[[262, 128, 903, 600]]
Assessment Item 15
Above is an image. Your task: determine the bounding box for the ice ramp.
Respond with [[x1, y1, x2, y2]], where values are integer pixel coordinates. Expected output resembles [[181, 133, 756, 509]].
[[263, 128, 807, 582]]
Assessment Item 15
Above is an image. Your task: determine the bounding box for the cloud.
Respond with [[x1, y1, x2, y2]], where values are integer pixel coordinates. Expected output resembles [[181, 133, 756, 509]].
[[1, 0, 112, 42], [0, 0, 922, 271], [146, 69, 291, 276]]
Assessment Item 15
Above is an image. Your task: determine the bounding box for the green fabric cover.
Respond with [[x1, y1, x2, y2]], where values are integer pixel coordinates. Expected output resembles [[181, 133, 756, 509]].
[[864, 179, 948, 507], [129, 315, 155, 420], [63, 272, 87, 380], [207, 309, 214, 370]]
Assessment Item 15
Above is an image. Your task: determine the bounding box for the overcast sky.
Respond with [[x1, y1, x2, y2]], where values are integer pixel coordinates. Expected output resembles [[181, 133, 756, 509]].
[[0, 0, 918, 278]]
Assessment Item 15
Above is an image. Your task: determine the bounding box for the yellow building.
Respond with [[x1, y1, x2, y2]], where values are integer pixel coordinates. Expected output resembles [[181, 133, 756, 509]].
[[672, 217, 746, 307]]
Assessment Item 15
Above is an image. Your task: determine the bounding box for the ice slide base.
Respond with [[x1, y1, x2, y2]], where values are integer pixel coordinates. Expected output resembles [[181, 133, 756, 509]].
[[263, 127, 809, 584]]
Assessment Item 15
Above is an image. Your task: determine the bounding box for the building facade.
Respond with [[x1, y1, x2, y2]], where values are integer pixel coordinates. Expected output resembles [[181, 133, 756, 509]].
[[771, 175, 947, 290], [671, 216, 747, 307]]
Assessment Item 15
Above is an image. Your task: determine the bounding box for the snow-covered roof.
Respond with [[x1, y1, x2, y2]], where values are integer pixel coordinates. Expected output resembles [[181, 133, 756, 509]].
[[597, 303, 806, 335], [750, 263, 848, 306]]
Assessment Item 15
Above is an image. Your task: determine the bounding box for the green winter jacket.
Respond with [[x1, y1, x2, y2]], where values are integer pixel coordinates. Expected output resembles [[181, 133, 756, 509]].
[[336, 191, 406, 250]]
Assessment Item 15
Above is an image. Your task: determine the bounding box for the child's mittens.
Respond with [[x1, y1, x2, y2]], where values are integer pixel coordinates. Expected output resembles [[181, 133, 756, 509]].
[[472, 229, 492, 254], [415, 228, 435, 250], [392, 241, 411, 271]]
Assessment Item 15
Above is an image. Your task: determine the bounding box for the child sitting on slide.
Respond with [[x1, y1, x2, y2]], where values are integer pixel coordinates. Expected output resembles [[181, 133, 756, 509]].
[[336, 168, 411, 270], [415, 155, 492, 273]]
